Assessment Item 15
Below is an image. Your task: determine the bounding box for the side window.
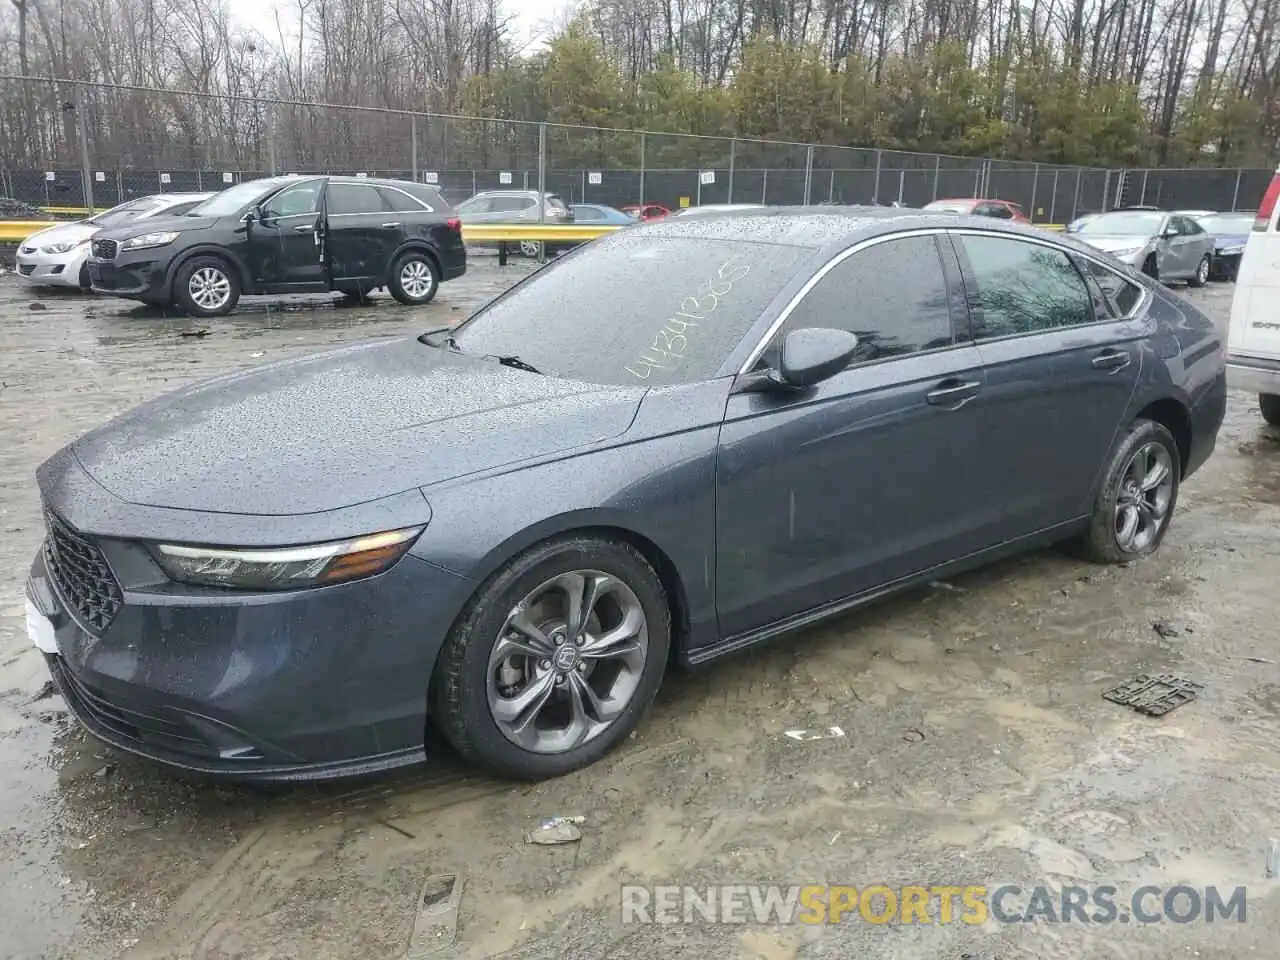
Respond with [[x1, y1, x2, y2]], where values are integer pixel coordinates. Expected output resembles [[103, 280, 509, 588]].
[[575, 205, 603, 220], [262, 183, 321, 219], [163, 201, 201, 216], [1080, 257, 1144, 317], [958, 235, 1094, 337], [327, 183, 391, 215], [1182, 217, 1205, 235], [781, 235, 954, 365], [458, 196, 492, 214], [978, 202, 1013, 219], [377, 186, 430, 212]]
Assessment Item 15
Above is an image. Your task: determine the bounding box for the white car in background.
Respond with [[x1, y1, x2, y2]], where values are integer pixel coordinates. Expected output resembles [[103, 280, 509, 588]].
[[15, 193, 212, 290]]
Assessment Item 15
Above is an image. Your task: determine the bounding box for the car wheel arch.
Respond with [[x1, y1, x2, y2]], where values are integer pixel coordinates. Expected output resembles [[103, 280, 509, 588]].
[[165, 247, 252, 298], [425, 516, 692, 690], [386, 241, 442, 282], [1134, 396, 1192, 476]]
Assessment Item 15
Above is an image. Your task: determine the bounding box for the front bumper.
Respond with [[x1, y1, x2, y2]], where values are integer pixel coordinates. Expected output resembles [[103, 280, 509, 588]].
[[15, 245, 91, 287], [29, 526, 474, 781], [87, 255, 171, 299], [1211, 252, 1242, 279]]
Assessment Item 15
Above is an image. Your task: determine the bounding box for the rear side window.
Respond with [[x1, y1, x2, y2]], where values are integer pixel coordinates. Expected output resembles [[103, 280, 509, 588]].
[[328, 183, 391, 215], [575, 205, 605, 219], [492, 197, 535, 212], [1079, 257, 1143, 317], [547, 196, 568, 212], [782, 235, 954, 364], [958, 235, 1094, 337]]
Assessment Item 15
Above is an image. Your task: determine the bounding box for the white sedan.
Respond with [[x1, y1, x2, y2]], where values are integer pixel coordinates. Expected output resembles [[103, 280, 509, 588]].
[[15, 193, 212, 290]]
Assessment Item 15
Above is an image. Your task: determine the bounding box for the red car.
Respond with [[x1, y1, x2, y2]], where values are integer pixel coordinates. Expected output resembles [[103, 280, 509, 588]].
[[922, 198, 1031, 222], [621, 203, 671, 221]]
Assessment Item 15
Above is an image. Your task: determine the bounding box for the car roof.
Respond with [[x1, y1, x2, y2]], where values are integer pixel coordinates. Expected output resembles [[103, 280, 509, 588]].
[[627, 205, 1075, 251], [327, 176, 440, 190]]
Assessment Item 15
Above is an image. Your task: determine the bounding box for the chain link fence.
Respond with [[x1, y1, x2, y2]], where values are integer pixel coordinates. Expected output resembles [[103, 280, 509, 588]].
[[0, 76, 1273, 222]]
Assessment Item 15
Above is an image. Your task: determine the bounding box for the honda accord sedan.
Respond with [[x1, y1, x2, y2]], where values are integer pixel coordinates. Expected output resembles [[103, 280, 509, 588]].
[[27, 208, 1226, 782]]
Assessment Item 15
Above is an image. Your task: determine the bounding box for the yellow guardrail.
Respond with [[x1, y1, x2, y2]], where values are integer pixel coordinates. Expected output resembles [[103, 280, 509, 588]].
[[0, 218, 1068, 245]]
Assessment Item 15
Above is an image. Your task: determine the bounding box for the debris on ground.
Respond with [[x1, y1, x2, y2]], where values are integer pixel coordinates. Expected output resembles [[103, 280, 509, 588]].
[[91, 764, 115, 779], [29, 302, 47, 311], [525, 816, 584, 845], [902, 728, 926, 743], [783, 726, 846, 742], [1151, 621, 1181, 639], [250, 351, 265, 358], [929, 580, 965, 593], [1102, 674, 1203, 717], [1245, 656, 1275, 664], [180, 328, 211, 338], [1267, 839, 1280, 879], [29, 680, 56, 702], [405, 873, 462, 958]]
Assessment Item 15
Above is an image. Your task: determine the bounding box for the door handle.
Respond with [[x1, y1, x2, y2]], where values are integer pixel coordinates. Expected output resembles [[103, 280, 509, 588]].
[[1091, 349, 1132, 371], [381, 222, 401, 228], [926, 379, 982, 406], [293, 224, 313, 233]]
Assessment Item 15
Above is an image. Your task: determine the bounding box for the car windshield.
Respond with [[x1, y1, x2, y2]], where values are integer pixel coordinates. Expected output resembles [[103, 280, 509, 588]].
[[1078, 211, 1164, 236], [1196, 214, 1253, 234], [185, 178, 298, 218], [88, 198, 166, 226], [449, 234, 811, 386]]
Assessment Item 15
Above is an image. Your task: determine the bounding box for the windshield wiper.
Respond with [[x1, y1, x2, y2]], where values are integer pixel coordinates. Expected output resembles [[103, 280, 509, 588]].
[[495, 355, 541, 374]]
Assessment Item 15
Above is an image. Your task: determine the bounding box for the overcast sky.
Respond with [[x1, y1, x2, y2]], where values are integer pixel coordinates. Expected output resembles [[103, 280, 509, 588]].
[[225, 0, 574, 52]]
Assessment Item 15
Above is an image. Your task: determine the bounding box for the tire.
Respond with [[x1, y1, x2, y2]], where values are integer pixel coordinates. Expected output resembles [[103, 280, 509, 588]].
[[1189, 254, 1210, 288], [518, 240, 542, 258], [1259, 394, 1280, 426], [1141, 255, 1159, 282], [77, 262, 90, 290], [431, 535, 671, 780], [173, 256, 240, 317], [387, 250, 439, 305], [1077, 419, 1180, 564]]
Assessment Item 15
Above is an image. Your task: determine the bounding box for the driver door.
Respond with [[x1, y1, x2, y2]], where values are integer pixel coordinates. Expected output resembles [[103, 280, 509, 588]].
[[714, 232, 993, 639], [248, 178, 329, 292]]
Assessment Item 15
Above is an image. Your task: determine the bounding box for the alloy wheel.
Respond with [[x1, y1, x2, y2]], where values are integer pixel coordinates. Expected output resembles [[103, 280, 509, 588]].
[[188, 267, 231, 312], [519, 240, 541, 258], [487, 570, 648, 754], [1114, 441, 1175, 553], [1197, 257, 1210, 284], [399, 259, 435, 300]]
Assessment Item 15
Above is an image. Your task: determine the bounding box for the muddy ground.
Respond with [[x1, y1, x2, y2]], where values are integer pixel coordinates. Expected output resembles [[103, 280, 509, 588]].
[[0, 262, 1278, 960]]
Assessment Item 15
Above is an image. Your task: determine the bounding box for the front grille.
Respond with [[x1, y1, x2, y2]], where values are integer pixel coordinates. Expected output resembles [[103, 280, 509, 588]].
[[43, 508, 123, 636], [51, 659, 218, 758], [91, 238, 118, 260], [18, 264, 35, 276]]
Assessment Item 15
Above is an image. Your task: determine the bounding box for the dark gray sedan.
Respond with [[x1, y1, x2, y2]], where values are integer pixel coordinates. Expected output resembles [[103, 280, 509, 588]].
[[27, 209, 1226, 782]]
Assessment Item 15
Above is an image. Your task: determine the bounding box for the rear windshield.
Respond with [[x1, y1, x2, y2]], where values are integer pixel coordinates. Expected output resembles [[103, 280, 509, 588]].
[[1077, 211, 1164, 236], [88, 198, 166, 226], [1196, 214, 1254, 234]]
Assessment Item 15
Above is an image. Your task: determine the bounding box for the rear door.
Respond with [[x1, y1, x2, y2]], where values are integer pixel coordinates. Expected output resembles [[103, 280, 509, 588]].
[[1228, 169, 1280, 359], [325, 181, 397, 285], [950, 230, 1144, 536]]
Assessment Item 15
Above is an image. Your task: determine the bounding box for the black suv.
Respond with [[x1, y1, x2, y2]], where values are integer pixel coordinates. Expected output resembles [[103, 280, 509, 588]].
[[87, 175, 467, 316]]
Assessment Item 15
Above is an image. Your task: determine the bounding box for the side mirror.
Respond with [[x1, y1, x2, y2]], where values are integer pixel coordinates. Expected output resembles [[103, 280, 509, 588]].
[[777, 327, 860, 388], [242, 208, 259, 224]]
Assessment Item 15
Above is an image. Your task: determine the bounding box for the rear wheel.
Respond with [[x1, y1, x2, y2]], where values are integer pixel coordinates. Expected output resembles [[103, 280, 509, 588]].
[[1189, 254, 1210, 287], [518, 240, 542, 258], [431, 535, 670, 780], [388, 251, 439, 305], [174, 256, 240, 317], [1260, 394, 1280, 426], [1077, 419, 1180, 564]]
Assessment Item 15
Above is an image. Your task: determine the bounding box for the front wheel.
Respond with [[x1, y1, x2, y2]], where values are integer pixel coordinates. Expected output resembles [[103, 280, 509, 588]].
[[1259, 394, 1280, 426], [388, 251, 439, 305], [1189, 254, 1210, 288], [431, 536, 670, 780], [518, 240, 542, 259], [174, 256, 240, 317], [1077, 419, 1180, 564]]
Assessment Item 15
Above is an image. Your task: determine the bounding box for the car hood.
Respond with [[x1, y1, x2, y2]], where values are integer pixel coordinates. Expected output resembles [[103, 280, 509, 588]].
[[95, 214, 216, 240], [70, 337, 647, 515], [1077, 234, 1153, 253], [20, 220, 96, 247]]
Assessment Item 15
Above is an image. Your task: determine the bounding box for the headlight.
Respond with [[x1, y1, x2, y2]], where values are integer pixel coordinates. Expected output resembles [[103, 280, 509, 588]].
[[151, 526, 424, 590], [1217, 245, 1244, 256], [41, 240, 88, 254], [121, 231, 180, 251]]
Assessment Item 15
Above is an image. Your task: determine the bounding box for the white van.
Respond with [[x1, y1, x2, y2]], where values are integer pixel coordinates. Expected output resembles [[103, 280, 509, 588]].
[[1226, 165, 1280, 423]]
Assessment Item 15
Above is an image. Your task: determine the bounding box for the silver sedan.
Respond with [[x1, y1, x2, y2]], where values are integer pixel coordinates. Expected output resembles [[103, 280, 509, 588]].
[[1072, 210, 1215, 286], [15, 193, 212, 290]]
